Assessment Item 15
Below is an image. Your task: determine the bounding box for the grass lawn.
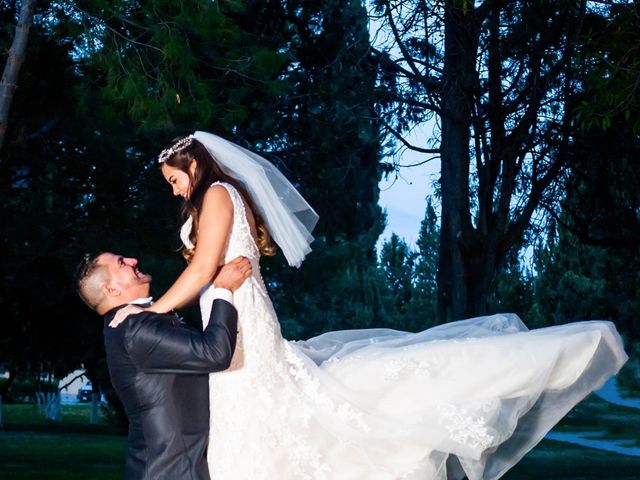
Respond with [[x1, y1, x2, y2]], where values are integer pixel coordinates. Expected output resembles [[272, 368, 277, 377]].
[[1, 399, 639, 479], [0, 404, 125, 480]]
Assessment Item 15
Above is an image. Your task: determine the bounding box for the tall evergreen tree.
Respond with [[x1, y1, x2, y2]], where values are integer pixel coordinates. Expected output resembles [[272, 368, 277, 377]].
[[380, 233, 415, 314], [257, 0, 387, 337], [413, 200, 438, 299], [0, 0, 385, 414], [409, 199, 439, 327]]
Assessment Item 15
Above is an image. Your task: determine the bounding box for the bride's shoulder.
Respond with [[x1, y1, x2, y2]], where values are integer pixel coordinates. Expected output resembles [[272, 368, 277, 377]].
[[209, 181, 243, 203], [201, 183, 235, 213], [209, 181, 237, 195]]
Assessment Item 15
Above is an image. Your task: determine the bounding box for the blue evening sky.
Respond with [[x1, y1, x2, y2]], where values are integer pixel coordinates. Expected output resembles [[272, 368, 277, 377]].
[[376, 123, 440, 250]]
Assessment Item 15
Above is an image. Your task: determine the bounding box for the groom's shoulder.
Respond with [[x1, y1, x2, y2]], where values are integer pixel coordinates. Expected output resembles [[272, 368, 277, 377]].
[[103, 309, 169, 338]]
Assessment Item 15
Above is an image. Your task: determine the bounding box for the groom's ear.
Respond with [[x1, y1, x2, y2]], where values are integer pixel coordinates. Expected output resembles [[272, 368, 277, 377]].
[[103, 282, 121, 297]]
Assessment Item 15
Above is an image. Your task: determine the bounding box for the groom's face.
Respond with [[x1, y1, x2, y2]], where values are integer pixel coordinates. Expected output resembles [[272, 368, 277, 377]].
[[98, 253, 152, 298]]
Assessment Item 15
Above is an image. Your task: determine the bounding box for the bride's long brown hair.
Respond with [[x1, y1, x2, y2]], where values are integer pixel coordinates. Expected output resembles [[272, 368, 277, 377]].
[[162, 136, 276, 262]]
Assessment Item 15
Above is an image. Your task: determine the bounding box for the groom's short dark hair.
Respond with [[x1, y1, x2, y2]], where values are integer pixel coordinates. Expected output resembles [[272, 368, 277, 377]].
[[75, 252, 108, 311]]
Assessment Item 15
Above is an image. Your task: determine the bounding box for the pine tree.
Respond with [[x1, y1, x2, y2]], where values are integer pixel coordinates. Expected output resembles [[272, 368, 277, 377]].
[[409, 199, 439, 328], [380, 233, 415, 315]]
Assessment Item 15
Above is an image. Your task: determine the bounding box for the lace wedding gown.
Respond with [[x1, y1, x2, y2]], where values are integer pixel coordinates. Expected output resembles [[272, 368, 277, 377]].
[[185, 182, 628, 480]]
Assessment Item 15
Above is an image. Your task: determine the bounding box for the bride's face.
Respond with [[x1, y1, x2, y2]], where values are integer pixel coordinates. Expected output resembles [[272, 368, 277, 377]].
[[162, 160, 197, 199]]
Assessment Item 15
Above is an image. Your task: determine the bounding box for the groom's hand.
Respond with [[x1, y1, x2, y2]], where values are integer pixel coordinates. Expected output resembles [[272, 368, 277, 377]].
[[214, 256, 252, 292]]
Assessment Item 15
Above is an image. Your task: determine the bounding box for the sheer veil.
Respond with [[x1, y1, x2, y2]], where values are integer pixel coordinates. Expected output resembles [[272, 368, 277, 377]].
[[192, 131, 319, 267]]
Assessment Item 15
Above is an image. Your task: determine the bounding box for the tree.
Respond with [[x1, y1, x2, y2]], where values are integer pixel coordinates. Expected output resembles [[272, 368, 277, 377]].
[[488, 243, 533, 321], [0, 0, 35, 152], [4, 0, 385, 341], [0, 0, 385, 424], [373, 0, 604, 321], [552, 2, 640, 249], [239, 0, 388, 338], [575, 2, 640, 134], [0, 2, 92, 404], [529, 218, 639, 339], [409, 198, 439, 326], [0, 1, 185, 415], [413, 200, 438, 297], [380, 233, 415, 315]]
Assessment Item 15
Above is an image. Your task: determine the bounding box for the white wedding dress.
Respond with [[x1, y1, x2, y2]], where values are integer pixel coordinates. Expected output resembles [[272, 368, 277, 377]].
[[185, 182, 628, 480]]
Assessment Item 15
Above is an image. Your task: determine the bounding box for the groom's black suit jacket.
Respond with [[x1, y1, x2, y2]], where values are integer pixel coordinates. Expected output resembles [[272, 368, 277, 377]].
[[103, 299, 237, 480]]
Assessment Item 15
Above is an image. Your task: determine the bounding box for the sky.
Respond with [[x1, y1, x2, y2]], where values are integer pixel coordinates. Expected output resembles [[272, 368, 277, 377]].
[[368, 15, 441, 252], [376, 124, 440, 250]]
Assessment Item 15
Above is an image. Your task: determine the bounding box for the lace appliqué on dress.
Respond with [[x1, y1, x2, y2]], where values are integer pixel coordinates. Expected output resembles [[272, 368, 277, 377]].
[[383, 357, 439, 380], [285, 343, 372, 434], [438, 402, 496, 450]]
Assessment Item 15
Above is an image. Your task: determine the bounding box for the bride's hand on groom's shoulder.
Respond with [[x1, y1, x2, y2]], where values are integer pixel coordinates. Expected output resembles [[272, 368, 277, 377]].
[[109, 304, 146, 328]]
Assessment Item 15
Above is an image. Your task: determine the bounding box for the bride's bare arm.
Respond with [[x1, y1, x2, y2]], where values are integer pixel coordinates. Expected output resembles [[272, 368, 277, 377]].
[[110, 186, 234, 326], [148, 185, 234, 313]]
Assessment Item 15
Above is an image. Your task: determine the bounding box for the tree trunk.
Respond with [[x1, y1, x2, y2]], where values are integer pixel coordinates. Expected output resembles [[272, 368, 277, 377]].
[[43, 391, 61, 421], [438, 1, 478, 321], [465, 242, 500, 316], [0, 365, 17, 398], [0, 0, 36, 153], [0, 366, 15, 429], [90, 392, 99, 424]]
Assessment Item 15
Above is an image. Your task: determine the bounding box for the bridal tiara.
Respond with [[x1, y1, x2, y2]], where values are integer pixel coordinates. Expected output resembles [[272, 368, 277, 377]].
[[157, 135, 194, 163]]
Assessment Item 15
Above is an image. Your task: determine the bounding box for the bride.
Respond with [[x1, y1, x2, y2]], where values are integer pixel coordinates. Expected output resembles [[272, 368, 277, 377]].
[[112, 131, 628, 480]]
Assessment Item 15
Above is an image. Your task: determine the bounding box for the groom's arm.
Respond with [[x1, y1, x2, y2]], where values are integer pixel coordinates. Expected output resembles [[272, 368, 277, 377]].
[[126, 295, 238, 374]]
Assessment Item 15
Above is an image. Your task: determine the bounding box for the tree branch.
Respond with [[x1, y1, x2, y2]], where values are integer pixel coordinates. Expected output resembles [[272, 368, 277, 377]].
[[58, 371, 88, 392], [383, 0, 424, 80], [387, 91, 443, 116], [0, 0, 36, 154], [381, 119, 441, 154]]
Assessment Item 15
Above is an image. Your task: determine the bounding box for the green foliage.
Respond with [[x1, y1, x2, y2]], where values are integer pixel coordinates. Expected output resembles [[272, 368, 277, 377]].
[[488, 246, 534, 321], [272, 232, 391, 339], [376, 200, 439, 331], [252, 0, 387, 337], [380, 233, 415, 314], [66, 0, 388, 342], [575, 3, 640, 133], [561, 101, 640, 251], [67, 0, 288, 134], [413, 199, 438, 298], [0, 378, 57, 403], [0, 6, 104, 402], [527, 221, 639, 339], [524, 1, 640, 345], [0, 0, 386, 409]]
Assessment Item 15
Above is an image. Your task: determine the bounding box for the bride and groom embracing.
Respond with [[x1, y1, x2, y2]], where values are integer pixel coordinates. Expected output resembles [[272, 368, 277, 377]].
[[76, 131, 628, 480]]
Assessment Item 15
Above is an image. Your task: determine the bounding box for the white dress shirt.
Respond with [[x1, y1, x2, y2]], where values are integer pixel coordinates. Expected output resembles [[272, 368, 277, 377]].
[[129, 288, 233, 307]]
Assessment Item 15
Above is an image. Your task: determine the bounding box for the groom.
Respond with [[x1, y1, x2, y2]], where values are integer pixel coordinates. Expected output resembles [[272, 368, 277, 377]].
[[75, 252, 251, 480]]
